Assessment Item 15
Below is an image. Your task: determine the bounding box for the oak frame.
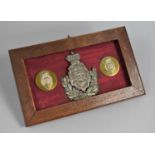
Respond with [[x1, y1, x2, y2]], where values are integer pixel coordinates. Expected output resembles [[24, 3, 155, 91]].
[[9, 27, 145, 126]]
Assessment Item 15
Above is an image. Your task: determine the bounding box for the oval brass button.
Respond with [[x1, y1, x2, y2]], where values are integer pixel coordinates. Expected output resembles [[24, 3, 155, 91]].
[[35, 70, 57, 91], [100, 56, 120, 77]]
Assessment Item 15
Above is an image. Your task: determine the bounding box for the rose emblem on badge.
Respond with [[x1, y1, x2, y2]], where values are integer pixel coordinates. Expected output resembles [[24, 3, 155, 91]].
[[35, 70, 57, 91], [100, 56, 120, 77]]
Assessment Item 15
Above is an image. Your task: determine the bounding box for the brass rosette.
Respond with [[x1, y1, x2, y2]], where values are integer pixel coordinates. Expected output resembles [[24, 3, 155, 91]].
[[35, 70, 57, 91], [100, 56, 120, 77]]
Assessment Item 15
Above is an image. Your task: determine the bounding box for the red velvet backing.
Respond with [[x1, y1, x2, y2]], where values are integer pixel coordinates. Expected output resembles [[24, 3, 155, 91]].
[[24, 41, 131, 110]]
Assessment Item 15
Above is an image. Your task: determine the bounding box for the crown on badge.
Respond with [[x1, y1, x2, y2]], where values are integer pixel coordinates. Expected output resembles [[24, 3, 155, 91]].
[[66, 51, 80, 62]]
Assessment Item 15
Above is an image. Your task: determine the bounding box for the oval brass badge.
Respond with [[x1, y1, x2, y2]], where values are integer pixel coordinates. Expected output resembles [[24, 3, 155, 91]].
[[35, 70, 57, 91], [100, 56, 120, 77]]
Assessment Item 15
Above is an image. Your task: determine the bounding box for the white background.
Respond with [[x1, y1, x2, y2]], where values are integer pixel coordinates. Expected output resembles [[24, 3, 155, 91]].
[[0, 21, 154, 132]]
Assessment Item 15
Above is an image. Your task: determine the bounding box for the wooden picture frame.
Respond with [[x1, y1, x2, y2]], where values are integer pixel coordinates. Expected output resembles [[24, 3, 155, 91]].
[[9, 27, 145, 126]]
